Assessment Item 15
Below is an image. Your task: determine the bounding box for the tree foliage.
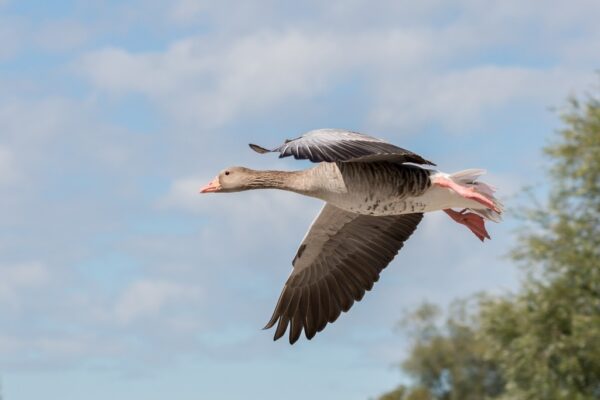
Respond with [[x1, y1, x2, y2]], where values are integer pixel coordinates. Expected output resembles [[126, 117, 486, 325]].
[[478, 93, 600, 399], [377, 90, 600, 400], [378, 301, 505, 400]]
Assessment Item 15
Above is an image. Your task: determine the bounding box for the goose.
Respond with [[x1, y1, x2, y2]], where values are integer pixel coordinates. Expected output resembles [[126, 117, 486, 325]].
[[200, 129, 502, 344]]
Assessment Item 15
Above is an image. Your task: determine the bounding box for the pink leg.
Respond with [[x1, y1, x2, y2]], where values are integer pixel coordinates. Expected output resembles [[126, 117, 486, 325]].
[[433, 176, 499, 212], [444, 209, 491, 242]]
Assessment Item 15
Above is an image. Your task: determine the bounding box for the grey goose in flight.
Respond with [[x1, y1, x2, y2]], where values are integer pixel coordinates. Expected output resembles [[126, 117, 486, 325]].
[[200, 129, 502, 344]]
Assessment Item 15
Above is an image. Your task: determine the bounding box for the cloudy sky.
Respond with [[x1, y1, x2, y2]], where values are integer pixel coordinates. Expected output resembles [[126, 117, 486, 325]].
[[1, 1, 599, 399]]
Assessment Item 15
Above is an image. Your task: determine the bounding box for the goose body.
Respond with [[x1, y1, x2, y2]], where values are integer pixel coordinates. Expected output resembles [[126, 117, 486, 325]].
[[200, 129, 503, 344], [299, 162, 488, 216]]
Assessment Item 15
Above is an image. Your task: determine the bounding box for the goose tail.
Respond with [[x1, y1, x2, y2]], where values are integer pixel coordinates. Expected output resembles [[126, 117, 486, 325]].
[[449, 169, 503, 222]]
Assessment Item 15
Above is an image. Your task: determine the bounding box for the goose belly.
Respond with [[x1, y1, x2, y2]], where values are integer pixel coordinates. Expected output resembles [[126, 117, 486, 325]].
[[327, 192, 429, 216], [328, 185, 482, 216]]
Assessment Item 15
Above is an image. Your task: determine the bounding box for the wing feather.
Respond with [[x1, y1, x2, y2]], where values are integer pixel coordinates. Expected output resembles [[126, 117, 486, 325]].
[[250, 128, 435, 165], [265, 204, 423, 344]]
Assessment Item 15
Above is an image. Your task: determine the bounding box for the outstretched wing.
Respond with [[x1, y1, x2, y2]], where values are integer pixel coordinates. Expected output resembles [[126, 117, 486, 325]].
[[264, 204, 423, 344], [249, 128, 435, 165]]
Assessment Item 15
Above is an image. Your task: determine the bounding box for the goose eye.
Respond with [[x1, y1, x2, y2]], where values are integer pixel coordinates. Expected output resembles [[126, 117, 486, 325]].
[[225, 171, 230, 176]]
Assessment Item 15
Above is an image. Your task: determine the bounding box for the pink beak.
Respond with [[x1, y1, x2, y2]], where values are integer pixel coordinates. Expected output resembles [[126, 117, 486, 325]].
[[199, 177, 221, 193]]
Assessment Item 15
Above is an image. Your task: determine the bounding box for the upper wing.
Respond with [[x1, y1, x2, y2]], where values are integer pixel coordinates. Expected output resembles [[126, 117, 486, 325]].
[[264, 204, 423, 344], [249, 128, 435, 166]]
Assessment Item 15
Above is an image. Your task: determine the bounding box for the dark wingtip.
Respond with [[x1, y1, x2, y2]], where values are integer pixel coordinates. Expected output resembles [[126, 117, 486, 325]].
[[263, 317, 277, 330], [249, 143, 271, 154], [419, 157, 436, 166], [273, 318, 288, 341]]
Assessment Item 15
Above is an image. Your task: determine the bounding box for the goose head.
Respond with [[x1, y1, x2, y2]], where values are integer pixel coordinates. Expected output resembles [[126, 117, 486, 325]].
[[199, 166, 257, 193]]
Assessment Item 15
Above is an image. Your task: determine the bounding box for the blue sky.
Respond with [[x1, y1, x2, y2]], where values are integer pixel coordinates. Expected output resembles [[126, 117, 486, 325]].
[[1, 1, 599, 399]]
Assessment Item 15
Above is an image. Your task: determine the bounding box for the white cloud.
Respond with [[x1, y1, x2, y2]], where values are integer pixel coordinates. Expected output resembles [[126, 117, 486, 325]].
[[0, 262, 50, 309], [370, 66, 594, 132], [0, 16, 24, 61], [0, 12, 93, 59], [0, 96, 81, 143], [169, 0, 208, 23], [0, 262, 49, 288], [115, 279, 201, 323], [0, 145, 18, 184], [158, 175, 210, 212], [78, 28, 420, 128], [77, 11, 599, 133], [35, 20, 90, 52], [78, 31, 353, 126]]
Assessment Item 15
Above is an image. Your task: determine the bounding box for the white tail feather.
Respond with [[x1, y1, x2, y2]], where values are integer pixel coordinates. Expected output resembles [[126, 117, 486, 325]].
[[449, 169, 487, 184], [449, 169, 503, 222]]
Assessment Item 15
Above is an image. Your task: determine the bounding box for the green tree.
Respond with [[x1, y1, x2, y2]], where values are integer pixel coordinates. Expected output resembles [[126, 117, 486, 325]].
[[478, 93, 600, 399], [377, 90, 600, 400], [376, 302, 505, 400]]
